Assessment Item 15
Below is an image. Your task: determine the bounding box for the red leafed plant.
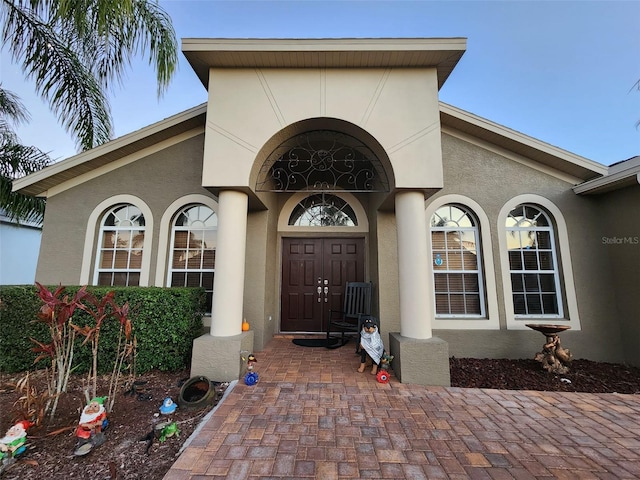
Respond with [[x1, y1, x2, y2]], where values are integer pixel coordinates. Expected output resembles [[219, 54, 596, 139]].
[[31, 284, 135, 418], [31, 282, 89, 419], [107, 300, 134, 413], [73, 291, 133, 412]]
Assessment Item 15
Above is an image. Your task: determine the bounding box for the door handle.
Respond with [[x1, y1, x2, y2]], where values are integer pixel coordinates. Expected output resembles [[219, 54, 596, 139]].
[[323, 286, 329, 302], [317, 286, 322, 302]]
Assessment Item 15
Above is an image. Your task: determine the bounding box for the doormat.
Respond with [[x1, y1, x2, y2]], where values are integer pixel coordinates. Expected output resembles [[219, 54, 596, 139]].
[[292, 337, 342, 348]]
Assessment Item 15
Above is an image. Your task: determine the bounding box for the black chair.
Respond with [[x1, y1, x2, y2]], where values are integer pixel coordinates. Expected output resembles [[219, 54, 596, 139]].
[[326, 281, 372, 349]]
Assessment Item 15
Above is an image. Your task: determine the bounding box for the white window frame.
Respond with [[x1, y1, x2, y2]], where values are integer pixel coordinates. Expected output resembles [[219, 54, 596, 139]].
[[155, 195, 219, 286], [167, 204, 217, 313], [430, 204, 485, 318], [498, 194, 580, 331], [82, 195, 153, 286], [426, 195, 499, 330], [94, 204, 146, 287], [278, 191, 368, 233], [505, 204, 563, 318]]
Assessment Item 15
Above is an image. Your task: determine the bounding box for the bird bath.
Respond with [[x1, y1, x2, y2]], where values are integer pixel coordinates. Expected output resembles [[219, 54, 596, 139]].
[[526, 324, 573, 374]]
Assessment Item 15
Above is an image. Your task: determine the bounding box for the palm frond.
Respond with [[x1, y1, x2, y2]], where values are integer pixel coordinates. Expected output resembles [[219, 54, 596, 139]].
[[2, 0, 113, 150], [64, 0, 178, 96], [0, 140, 51, 178], [0, 85, 30, 124], [0, 111, 51, 221], [0, 175, 46, 223]]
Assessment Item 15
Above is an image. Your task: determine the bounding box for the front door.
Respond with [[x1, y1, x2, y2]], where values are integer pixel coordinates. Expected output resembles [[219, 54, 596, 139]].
[[281, 237, 365, 332]]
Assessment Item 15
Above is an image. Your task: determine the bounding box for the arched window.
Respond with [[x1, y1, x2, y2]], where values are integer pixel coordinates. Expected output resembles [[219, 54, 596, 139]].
[[95, 204, 145, 286], [288, 193, 357, 227], [168, 204, 217, 312], [505, 204, 562, 317], [430, 204, 485, 317]]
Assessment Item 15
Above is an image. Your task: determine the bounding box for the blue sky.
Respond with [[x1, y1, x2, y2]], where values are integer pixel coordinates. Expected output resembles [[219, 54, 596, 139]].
[[2, 0, 639, 166]]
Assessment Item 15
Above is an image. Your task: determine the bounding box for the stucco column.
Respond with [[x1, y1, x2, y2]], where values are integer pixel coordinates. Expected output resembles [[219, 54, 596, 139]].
[[210, 189, 248, 337], [395, 190, 434, 339]]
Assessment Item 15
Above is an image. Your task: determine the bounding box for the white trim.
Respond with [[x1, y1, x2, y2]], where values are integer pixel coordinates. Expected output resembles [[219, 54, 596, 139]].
[[155, 194, 219, 287], [278, 192, 369, 233], [431, 212, 485, 317], [497, 195, 581, 331], [426, 195, 500, 330], [81, 195, 153, 286], [573, 156, 640, 194]]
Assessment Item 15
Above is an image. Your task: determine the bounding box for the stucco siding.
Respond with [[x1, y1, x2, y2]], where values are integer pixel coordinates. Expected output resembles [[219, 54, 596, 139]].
[[36, 134, 208, 286], [202, 67, 442, 191], [599, 186, 640, 366], [244, 201, 280, 351], [432, 133, 625, 362], [376, 210, 400, 348]]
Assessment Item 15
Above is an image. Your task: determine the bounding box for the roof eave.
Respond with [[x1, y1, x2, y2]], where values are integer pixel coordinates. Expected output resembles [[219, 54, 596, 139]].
[[439, 102, 608, 182], [13, 104, 208, 197], [573, 157, 640, 194], [182, 37, 467, 90]]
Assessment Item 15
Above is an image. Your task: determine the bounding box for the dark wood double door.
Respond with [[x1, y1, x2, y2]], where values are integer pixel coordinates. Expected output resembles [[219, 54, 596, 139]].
[[281, 237, 365, 332]]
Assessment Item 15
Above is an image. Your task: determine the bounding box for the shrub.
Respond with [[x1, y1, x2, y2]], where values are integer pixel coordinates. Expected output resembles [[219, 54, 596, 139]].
[[0, 285, 205, 374]]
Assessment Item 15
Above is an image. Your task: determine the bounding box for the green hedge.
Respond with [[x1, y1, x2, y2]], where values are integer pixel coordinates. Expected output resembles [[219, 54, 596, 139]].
[[0, 285, 205, 374]]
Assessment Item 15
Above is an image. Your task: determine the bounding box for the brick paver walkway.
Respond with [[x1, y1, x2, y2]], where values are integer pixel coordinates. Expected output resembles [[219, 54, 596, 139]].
[[164, 336, 640, 479]]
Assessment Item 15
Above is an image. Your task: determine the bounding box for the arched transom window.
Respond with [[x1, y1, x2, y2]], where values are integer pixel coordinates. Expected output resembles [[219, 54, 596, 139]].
[[288, 193, 357, 227], [169, 205, 217, 312], [505, 204, 562, 317], [95, 204, 145, 286], [430, 204, 485, 317]]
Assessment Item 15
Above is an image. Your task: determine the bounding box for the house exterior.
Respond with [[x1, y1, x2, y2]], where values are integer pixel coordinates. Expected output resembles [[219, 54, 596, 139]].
[[13, 39, 640, 385], [0, 210, 42, 285]]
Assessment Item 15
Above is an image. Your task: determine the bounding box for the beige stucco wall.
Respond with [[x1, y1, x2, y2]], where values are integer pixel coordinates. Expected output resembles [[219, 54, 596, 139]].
[[202, 67, 442, 191], [244, 192, 280, 351], [36, 134, 210, 286], [376, 210, 400, 348], [427, 133, 625, 362], [599, 186, 640, 366]]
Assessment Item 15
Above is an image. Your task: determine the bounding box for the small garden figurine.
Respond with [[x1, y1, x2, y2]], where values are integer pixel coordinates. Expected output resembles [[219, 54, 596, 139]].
[[0, 420, 32, 465], [377, 352, 394, 383], [244, 353, 259, 385], [358, 318, 384, 375], [157, 421, 179, 442], [247, 354, 257, 371], [74, 397, 108, 456], [160, 397, 177, 415]]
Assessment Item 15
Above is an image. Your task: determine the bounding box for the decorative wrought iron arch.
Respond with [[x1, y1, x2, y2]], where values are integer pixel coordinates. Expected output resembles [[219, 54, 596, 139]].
[[256, 130, 389, 192]]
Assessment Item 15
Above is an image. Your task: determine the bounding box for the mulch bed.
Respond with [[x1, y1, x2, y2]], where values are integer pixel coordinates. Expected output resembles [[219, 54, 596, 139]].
[[1, 358, 640, 479], [449, 357, 640, 394], [0, 369, 227, 480]]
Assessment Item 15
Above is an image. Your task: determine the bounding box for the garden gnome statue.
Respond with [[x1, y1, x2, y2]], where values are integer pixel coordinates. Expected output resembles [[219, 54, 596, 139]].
[[0, 420, 32, 464], [74, 397, 108, 456], [358, 318, 384, 375], [244, 353, 259, 385]]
